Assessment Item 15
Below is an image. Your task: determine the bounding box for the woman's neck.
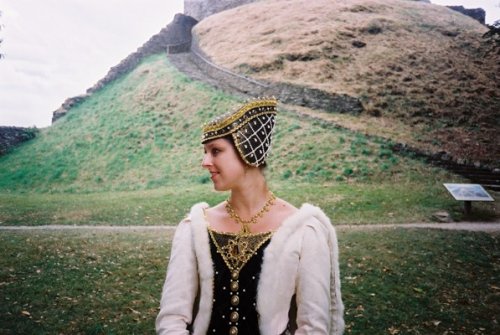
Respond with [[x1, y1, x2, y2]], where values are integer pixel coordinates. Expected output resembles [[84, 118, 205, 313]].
[[228, 172, 270, 219]]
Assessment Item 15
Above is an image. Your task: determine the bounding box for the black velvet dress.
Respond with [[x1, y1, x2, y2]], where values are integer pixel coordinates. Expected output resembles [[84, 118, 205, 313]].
[[207, 228, 273, 335]]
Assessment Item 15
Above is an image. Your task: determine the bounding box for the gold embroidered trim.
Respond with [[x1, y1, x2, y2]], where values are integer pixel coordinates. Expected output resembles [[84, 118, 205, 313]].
[[202, 98, 277, 133], [208, 228, 273, 277]]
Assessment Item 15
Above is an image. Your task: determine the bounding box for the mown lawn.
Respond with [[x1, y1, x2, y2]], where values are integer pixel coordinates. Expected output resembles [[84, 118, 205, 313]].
[[1, 182, 498, 227], [0, 228, 498, 334]]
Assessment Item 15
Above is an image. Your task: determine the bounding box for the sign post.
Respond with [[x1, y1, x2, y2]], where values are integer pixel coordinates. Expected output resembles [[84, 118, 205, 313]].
[[443, 183, 494, 214]]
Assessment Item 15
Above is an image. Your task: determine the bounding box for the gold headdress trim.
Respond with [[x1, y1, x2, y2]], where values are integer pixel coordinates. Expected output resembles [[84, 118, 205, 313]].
[[202, 98, 277, 135], [202, 111, 276, 143]]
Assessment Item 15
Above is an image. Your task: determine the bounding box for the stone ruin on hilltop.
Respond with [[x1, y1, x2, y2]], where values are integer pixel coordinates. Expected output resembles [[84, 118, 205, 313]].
[[185, 0, 485, 23], [51, 0, 487, 124], [184, 0, 257, 21], [51, 14, 197, 123]]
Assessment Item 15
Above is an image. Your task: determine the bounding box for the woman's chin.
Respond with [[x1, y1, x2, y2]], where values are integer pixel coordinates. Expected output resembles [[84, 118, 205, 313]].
[[212, 182, 229, 192]]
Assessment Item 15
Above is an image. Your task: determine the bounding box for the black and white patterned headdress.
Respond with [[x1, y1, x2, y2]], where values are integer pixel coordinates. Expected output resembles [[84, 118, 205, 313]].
[[201, 97, 278, 167]]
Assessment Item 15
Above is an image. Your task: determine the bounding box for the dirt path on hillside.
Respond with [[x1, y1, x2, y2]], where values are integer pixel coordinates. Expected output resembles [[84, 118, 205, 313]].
[[1, 222, 500, 233]]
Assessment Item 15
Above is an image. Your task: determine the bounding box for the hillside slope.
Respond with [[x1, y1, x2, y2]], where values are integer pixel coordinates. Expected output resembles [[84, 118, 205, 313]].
[[0, 55, 443, 193], [193, 0, 499, 166]]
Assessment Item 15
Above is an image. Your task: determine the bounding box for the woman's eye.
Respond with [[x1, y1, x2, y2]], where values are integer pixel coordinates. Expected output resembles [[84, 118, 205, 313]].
[[212, 148, 220, 155]]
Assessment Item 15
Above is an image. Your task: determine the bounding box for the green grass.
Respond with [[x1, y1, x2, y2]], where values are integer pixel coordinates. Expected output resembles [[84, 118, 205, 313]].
[[0, 230, 169, 335], [1, 182, 497, 226], [0, 55, 238, 193], [2, 53, 496, 225], [0, 228, 498, 334], [0, 53, 473, 197], [340, 228, 500, 334], [0, 51, 497, 334]]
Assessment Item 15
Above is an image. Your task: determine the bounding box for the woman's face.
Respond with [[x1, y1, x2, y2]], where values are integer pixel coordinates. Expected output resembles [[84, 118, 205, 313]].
[[202, 138, 247, 191]]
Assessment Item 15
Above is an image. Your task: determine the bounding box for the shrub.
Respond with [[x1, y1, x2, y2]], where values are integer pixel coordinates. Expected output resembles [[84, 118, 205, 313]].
[[281, 169, 293, 180], [343, 168, 354, 176]]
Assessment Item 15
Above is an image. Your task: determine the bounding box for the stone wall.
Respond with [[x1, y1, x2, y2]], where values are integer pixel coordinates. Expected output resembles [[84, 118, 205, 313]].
[[52, 14, 197, 123], [190, 34, 270, 95], [0, 126, 38, 156], [448, 6, 485, 24], [187, 34, 363, 114], [185, 0, 435, 21], [272, 83, 363, 115], [185, 0, 258, 21]]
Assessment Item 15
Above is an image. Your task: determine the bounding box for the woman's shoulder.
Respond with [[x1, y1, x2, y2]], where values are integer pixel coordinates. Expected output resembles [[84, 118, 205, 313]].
[[272, 197, 298, 224], [190, 201, 237, 232], [202, 201, 226, 217], [178, 202, 210, 226], [278, 202, 334, 233]]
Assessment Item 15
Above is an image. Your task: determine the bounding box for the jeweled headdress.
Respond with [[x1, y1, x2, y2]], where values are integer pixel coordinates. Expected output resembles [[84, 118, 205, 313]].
[[201, 97, 278, 167]]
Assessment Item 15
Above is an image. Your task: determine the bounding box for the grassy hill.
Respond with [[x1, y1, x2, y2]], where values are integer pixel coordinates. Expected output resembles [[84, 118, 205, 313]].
[[2, 54, 495, 225], [0, 55, 221, 193], [0, 54, 437, 194], [1, 0, 500, 224], [194, 0, 499, 166]]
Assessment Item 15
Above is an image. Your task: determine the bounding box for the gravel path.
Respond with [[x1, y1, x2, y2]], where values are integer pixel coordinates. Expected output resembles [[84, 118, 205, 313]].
[[1, 222, 499, 233], [335, 222, 500, 233]]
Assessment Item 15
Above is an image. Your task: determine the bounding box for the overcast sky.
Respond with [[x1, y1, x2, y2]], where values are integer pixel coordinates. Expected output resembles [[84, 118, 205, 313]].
[[0, 0, 498, 128], [0, 0, 183, 128]]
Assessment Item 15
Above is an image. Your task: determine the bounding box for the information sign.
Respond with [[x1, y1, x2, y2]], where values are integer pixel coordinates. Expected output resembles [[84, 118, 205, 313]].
[[443, 183, 494, 202]]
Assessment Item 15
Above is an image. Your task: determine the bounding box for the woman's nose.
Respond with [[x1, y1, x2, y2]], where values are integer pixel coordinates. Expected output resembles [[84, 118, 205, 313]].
[[201, 153, 211, 168]]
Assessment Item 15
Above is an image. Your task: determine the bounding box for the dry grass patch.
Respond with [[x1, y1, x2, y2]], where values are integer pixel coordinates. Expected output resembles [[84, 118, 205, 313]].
[[194, 0, 499, 165], [280, 103, 439, 153]]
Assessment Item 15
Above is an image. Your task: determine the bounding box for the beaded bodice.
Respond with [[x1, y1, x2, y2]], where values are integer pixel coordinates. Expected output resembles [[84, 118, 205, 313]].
[[208, 228, 273, 335]]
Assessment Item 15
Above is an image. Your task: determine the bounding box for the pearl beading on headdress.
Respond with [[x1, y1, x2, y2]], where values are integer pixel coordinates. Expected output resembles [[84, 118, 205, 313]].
[[201, 97, 278, 167]]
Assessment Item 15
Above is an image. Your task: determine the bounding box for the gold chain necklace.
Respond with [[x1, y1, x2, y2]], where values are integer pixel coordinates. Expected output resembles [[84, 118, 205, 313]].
[[225, 192, 276, 234]]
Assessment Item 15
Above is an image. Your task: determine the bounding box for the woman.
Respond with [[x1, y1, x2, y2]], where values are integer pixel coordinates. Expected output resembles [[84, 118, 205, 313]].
[[156, 97, 344, 335]]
